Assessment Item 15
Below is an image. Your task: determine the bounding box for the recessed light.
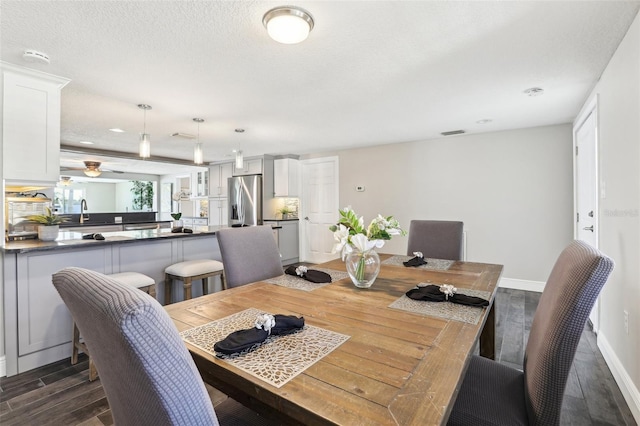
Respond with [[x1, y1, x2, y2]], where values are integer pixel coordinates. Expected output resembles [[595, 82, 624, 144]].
[[524, 87, 544, 97], [79, 140, 94, 145], [476, 119, 492, 125], [109, 128, 125, 133]]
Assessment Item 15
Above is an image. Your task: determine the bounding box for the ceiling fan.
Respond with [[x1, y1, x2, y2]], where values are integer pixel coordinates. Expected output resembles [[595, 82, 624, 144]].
[[60, 160, 125, 177]]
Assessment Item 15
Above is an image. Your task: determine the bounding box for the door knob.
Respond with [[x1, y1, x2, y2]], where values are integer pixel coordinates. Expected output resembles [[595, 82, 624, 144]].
[[304, 216, 310, 221], [583, 226, 594, 232]]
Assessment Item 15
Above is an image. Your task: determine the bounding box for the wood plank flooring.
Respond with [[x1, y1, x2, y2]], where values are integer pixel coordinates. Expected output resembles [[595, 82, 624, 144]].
[[1, 288, 636, 425]]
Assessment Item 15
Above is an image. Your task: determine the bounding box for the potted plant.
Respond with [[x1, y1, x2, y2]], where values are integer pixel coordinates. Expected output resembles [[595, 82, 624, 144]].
[[171, 212, 183, 228], [27, 207, 69, 241], [277, 206, 293, 220]]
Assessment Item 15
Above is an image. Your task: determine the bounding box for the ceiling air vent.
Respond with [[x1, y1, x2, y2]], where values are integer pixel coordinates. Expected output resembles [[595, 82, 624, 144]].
[[171, 132, 196, 139], [441, 130, 465, 136]]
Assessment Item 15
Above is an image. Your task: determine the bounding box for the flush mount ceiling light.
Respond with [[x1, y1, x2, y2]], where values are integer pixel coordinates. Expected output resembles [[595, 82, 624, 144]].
[[263, 6, 314, 44], [193, 118, 204, 165], [138, 104, 152, 159], [59, 176, 72, 186], [83, 161, 102, 177]]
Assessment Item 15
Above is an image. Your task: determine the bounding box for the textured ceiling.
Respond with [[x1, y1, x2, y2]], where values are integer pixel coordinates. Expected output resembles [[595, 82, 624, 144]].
[[1, 1, 639, 175]]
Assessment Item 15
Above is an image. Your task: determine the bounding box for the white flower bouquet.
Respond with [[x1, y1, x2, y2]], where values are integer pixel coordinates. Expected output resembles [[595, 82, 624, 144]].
[[329, 207, 406, 284]]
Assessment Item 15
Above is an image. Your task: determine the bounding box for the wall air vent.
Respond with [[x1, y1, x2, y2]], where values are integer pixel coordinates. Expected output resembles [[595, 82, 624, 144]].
[[441, 130, 465, 136]]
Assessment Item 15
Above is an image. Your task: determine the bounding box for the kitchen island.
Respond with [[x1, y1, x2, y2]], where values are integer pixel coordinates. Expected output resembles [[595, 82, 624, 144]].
[[2, 227, 224, 376]]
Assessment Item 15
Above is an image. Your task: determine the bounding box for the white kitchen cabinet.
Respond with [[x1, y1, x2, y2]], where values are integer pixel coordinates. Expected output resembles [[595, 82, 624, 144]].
[[1, 62, 70, 185], [232, 158, 263, 176], [274, 158, 300, 197], [264, 220, 299, 265], [209, 198, 229, 226], [191, 169, 208, 198], [209, 162, 233, 197]]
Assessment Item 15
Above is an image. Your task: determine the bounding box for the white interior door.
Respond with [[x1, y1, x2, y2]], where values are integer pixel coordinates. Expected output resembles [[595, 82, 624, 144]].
[[300, 157, 339, 263], [574, 98, 600, 329]]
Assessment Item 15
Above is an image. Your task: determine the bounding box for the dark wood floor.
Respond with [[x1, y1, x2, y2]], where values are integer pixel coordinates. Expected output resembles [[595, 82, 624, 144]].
[[0, 288, 636, 425]]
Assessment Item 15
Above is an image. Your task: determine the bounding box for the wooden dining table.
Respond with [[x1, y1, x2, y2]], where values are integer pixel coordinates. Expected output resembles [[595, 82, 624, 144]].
[[166, 254, 503, 425]]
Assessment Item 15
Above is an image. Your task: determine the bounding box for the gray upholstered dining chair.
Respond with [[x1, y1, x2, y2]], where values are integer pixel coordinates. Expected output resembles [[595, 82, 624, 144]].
[[406, 220, 464, 261], [447, 240, 614, 426], [216, 226, 284, 288], [53, 267, 275, 426]]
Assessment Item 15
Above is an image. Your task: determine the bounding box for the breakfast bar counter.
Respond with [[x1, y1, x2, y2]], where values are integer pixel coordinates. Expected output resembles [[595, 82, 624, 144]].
[[2, 226, 225, 376], [2, 226, 224, 254]]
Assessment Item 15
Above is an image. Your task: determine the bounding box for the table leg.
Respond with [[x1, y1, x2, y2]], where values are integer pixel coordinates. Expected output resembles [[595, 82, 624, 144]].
[[480, 302, 496, 359]]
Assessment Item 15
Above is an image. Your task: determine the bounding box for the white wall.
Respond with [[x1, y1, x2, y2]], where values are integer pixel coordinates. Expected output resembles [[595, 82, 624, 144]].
[[309, 124, 574, 282], [581, 10, 640, 421], [0, 79, 5, 373]]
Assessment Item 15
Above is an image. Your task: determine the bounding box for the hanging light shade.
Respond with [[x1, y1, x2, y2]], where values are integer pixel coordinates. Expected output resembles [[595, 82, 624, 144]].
[[138, 104, 152, 158], [60, 176, 72, 186], [193, 118, 204, 165], [235, 149, 244, 169], [263, 6, 314, 44]]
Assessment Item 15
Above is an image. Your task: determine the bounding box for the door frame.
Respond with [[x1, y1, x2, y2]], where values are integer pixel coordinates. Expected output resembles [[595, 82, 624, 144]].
[[573, 94, 600, 329], [299, 156, 339, 263]]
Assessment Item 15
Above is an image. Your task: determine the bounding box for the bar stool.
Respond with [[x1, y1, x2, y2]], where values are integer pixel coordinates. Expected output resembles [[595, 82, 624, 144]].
[[71, 271, 155, 381], [164, 259, 225, 305]]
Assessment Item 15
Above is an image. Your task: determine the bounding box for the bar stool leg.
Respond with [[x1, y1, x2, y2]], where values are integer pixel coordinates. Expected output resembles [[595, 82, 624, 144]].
[[164, 274, 172, 305], [184, 277, 192, 300], [202, 277, 209, 295], [72, 321, 99, 381]]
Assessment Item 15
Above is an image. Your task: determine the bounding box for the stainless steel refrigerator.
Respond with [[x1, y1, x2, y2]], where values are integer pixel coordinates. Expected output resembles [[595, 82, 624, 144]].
[[228, 175, 262, 226]]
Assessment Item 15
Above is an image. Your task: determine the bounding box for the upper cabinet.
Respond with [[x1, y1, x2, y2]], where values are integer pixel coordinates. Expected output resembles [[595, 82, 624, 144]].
[[1, 62, 70, 185], [191, 169, 208, 198], [209, 162, 233, 198], [232, 158, 263, 176], [274, 158, 300, 197]]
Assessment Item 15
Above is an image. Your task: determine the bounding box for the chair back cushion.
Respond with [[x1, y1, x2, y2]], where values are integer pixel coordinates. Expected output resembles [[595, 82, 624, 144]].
[[52, 267, 219, 426], [217, 225, 284, 288], [406, 220, 464, 260], [524, 240, 614, 425]]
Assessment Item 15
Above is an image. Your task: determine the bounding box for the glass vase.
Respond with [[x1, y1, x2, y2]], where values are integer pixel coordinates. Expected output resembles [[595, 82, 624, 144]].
[[345, 249, 380, 288]]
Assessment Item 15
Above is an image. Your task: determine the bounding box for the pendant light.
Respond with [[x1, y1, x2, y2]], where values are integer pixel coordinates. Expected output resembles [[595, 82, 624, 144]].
[[235, 149, 244, 169], [138, 104, 152, 159], [193, 118, 204, 165], [234, 128, 244, 169]]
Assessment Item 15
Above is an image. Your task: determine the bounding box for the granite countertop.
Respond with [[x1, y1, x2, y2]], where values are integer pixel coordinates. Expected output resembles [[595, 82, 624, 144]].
[[59, 220, 172, 228], [3, 226, 226, 254], [263, 218, 300, 222]]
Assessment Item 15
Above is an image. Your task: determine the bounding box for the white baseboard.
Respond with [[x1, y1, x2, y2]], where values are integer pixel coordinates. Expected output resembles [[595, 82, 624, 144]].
[[0, 355, 5, 378], [598, 333, 640, 423], [499, 277, 545, 293]]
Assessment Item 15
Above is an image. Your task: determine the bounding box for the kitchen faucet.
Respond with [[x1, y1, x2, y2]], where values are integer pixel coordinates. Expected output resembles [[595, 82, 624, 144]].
[[80, 199, 89, 224]]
